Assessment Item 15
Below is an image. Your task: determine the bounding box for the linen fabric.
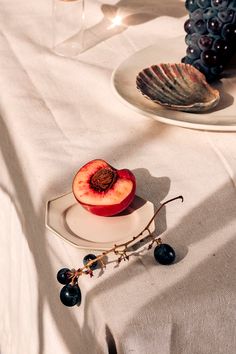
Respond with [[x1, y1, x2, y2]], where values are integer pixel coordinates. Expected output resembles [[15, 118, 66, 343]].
[[0, 1, 236, 353]]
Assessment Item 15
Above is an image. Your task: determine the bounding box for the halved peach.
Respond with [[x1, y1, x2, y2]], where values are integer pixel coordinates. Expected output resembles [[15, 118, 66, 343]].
[[72, 159, 136, 216]]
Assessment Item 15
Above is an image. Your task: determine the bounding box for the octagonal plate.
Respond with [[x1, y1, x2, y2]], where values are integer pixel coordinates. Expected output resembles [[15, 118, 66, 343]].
[[45, 192, 155, 250]]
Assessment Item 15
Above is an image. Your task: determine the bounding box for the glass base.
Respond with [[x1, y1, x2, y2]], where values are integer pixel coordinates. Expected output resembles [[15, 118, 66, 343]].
[[53, 41, 84, 57]]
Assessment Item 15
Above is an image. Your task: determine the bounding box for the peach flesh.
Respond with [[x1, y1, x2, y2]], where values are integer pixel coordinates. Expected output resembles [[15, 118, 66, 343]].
[[72, 159, 136, 216]]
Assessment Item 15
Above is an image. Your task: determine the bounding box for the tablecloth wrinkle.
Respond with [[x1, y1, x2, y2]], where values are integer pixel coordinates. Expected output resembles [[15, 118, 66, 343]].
[[121, 235, 236, 354], [0, 32, 74, 149], [205, 132, 236, 190], [0, 0, 236, 354]]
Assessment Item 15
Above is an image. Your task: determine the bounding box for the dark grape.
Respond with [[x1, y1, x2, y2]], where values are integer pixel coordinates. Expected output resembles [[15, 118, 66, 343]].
[[83, 254, 98, 270], [203, 7, 217, 19], [198, 35, 214, 49], [213, 38, 231, 57], [194, 19, 208, 33], [185, 34, 192, 45], [191, 8, 204, 21], [211, 0, 229, 10], [154, 244, 176, 265], [201, 49, 220, 65], [210, 64, 224, 74], [186, 33, 201, 45], [187, 45, 201, 58], [229, 0, 236, 10], [197, 0, 211, 8], [207, 17, 223, 33], [57, 268, 71, 285], [184, 19, 195, 34], [191, 33, 202, 45], [222, 23, 236, 40], [218, 8, 235, 22], [185, 0, 199, 12], [60, 284, 81, 307], [192, 59, 211, 76], [181, 56, 195, 64]]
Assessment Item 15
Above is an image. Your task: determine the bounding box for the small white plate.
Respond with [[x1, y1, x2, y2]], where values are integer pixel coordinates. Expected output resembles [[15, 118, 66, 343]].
[[111, 36, 236, 131], [45, 192, 155, 250]]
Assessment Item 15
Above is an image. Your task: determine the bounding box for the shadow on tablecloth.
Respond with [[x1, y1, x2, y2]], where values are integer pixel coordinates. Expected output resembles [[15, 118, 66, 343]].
[[81, 0, 187, 53], [0, 116, 103, 354], [81, 181, 236, 353], [120, 234, 236, 354]]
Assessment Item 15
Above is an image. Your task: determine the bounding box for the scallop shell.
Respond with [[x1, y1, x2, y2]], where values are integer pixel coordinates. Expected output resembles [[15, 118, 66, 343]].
[[136, 63, 220, 113]]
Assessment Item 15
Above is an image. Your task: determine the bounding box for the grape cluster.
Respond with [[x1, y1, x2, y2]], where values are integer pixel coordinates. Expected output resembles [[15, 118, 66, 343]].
[[182, 0, 236, 81], [56, 254, 99, 307], [56, 246, 176, 307], [57, 268, 82, 307]]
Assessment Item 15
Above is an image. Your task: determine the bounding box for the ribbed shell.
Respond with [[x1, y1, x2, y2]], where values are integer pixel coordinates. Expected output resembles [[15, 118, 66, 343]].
[[136, 63, 220, 113]]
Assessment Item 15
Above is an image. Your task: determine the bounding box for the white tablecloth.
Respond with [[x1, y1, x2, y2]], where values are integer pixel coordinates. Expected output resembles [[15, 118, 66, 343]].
[[1, 1, 236, 353]]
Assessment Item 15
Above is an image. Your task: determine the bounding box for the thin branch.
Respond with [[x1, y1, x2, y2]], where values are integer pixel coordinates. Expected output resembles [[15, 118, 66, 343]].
[[71, 195, 183, 281]]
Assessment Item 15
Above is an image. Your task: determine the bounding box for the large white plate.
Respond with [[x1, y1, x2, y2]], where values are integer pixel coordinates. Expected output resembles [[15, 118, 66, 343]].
[[111, 36, 236, 131], [45, 192, 155, 250]]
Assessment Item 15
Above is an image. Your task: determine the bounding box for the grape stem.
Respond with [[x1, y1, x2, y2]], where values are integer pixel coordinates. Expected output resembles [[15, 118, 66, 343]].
[[73, 195, 184, 279]]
